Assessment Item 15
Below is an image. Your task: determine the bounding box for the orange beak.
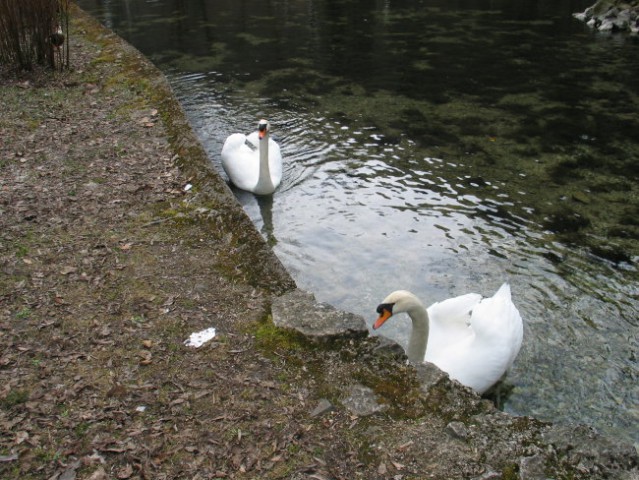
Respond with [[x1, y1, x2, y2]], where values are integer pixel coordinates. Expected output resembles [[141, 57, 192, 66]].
[[373, 308, 392, 330], [258, 121, 268, 139]]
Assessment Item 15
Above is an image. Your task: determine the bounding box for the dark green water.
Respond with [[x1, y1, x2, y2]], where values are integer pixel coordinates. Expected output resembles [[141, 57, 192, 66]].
[[78, 0, 638, 445]]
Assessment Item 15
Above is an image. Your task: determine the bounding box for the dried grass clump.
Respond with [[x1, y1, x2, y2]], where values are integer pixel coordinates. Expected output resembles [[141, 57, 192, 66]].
[[0, 0, 70, 71]]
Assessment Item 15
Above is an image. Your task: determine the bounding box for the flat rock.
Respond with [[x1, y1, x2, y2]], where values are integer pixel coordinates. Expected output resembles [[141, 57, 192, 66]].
[[310, 398, 334, 417], [271, 289, 368, 338], [342, 384, 387, 416]]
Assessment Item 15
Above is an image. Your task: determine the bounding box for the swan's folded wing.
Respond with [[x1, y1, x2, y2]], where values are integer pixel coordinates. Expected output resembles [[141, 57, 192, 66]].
[[428, 293, 482, 328], [426, 292, 481, 361], [221, 133, 260, 191], [221, 133, 248, 156]]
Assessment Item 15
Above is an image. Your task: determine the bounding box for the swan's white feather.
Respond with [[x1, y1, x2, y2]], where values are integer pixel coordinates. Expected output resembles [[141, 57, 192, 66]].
[[424, 292, 480, 362]]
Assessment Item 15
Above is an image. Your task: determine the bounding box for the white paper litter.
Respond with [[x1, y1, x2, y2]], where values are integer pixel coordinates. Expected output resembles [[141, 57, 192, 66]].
[[184, 327, 216, 348]]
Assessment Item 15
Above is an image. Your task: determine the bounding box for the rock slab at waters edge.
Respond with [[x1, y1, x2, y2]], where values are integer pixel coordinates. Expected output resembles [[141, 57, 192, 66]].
[[272, 288, 368, 338]]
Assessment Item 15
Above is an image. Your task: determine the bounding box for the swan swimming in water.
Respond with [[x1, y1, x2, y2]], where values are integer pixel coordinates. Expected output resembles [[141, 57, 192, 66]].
[[221, 119, 283, 195], [373, 283, 523, 394]]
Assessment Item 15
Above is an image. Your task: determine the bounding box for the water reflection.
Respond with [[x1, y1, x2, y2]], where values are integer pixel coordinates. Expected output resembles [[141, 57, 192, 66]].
[[78, 0, 639, 444], [232, 188, 276, 246]]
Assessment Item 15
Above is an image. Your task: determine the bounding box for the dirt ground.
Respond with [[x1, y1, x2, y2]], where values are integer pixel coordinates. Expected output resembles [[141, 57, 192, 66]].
[[0, 9, 324, 480], [1, 8, 638, 480]]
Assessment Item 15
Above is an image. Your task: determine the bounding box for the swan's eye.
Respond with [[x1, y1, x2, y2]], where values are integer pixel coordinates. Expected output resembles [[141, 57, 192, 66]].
[[376, 303, 393, 315]]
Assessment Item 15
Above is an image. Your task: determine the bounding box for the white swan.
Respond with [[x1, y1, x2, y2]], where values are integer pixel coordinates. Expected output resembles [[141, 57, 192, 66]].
[[221, 119, 283, 195], [373, 283, 523, 394]]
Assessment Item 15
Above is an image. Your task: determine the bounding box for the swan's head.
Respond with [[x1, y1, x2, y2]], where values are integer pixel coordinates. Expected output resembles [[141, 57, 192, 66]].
[[373, 290, 423, 330], [258, 119, 270, 139]]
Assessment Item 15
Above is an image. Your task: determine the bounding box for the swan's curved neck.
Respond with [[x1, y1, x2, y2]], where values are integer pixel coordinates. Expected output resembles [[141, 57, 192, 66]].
[[257, 133, 274, 192], [406, 304, 429, 363]]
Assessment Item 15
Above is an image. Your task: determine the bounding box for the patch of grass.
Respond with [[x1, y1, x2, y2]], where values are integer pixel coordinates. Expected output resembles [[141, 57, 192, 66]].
[[130, 314, 147, 326], [15, 307, 32, 319], [58, 404, 71, 417], [3, 466, 39, 480], [74, 421, 91, 437], [253, 318, 307, 355], [286, 443, 301, 455], [63, 156, 88, 175], [501, 464, 519, 479], [92, 49, 118, 66], [349, 360, 434, 421], [155, 202, 208, 227], [1, 389, 30, 409], [34, 447, 64, 463]]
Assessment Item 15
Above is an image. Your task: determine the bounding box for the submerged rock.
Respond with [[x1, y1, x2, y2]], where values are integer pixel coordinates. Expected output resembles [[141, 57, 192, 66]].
[[541, 423, 639, 474]]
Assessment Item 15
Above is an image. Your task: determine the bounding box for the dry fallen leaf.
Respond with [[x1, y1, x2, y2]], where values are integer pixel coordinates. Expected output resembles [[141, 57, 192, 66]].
[[59, 459, 82, 480], [116, 463, 133, 479], [139, 350, 152, 365], [86, 466, 108, 480], [15, 431, 29, 445], [84, 451, 106, 465], [397, 440, 414, 451], [308, 474, 330, 480]]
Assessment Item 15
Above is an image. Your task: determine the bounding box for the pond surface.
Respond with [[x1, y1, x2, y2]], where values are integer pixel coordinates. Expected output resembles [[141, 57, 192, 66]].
[[78, 0, 639, 445]]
